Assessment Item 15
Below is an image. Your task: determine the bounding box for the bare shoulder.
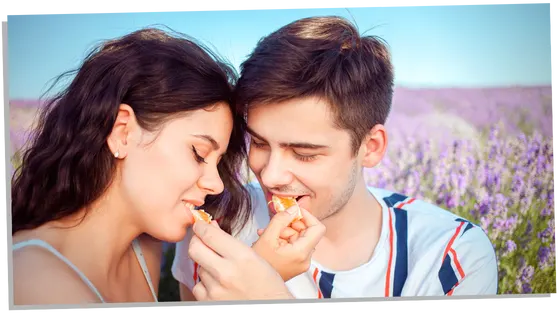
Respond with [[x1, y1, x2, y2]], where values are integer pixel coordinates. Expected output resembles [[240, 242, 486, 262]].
[[12, 246, 102, 306], [137, 234, 163, 291]]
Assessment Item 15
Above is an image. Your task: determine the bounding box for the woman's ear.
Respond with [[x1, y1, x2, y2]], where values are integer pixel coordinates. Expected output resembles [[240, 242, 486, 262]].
[[360, 124, 388, 168], [107, 104, 137, 160]]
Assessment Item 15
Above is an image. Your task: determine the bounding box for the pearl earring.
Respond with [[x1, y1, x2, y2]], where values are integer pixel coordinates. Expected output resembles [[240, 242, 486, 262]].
[[114, 151, 120, 158]]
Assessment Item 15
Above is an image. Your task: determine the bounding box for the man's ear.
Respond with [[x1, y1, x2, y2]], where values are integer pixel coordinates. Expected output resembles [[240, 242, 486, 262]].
[[359, 124, 388, 168], [106, 104, 138, 159]]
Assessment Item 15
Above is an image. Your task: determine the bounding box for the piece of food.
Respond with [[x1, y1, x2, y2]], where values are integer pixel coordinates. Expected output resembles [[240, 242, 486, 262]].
[[269, 195, 303, 222], [191, 208, 213, 223]]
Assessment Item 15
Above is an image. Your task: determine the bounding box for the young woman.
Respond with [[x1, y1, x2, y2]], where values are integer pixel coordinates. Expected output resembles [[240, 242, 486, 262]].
[[9, 27, 266, 305]]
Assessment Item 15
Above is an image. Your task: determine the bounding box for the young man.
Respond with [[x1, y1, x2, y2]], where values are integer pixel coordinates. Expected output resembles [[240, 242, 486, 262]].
[[173, 16, 498, 300]]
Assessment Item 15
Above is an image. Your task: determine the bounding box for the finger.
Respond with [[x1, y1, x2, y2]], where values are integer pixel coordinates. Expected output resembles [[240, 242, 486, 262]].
[[192, 281, 209, 301], [290, 220, 306, 233], [298, 207, 322, 228], [293, 223, 324, 253], [210, 220, 221, 228], [280, 227, 299, 240], [188, 234, 226, 277], [292, 208, 326, 253], [257, 229, 293, 239], [198, 266, 221, 293], [192, 220, 249, 259], [260, 206, 301, 241], [289, 232, 300, 244]]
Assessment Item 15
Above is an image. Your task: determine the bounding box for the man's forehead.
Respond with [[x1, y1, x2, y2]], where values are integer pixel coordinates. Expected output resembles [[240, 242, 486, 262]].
[[247, 113, 330, 139], [247, 97, 336, 125]]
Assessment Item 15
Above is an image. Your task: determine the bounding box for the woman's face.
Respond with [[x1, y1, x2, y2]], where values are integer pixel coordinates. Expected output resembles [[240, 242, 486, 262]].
[[111, 102, 233, 242]]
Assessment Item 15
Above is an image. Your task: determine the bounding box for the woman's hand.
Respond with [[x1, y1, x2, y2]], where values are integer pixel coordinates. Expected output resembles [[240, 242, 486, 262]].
[[188, 220, 294, 301], [252, 206, 326, 281]]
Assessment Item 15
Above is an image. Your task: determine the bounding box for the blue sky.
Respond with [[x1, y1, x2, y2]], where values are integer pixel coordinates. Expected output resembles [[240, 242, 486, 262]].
[[7, 3, 552, 99]]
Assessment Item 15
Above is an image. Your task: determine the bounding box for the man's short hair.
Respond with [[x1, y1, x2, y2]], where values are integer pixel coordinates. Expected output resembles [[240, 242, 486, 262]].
[[236, 16, 394, 155]]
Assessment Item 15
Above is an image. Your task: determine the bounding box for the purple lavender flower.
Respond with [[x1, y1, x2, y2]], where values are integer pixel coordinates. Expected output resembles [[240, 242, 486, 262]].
[[546, 190, 554, 206], [537, 227, 553, 241], [348, 86, 553, 294], [518, 197, 532, 215], [537, 246, 551, 266], [445, 192, 458, 209], [522, 283, 533, 294], [416, 149, 424, 162], [505, 240, 517, 254], [525, 222, 533, 234], [536, 155, 546, 174], [479, 216, 490, 234], [540, 207, 552, 217], [520, 265, 535, 282], [476, 196, 491, 216]]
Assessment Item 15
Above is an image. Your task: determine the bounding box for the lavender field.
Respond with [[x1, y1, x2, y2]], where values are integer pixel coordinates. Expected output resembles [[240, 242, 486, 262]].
[[366, 86, 555, 295], [8, 85, 555, 296]]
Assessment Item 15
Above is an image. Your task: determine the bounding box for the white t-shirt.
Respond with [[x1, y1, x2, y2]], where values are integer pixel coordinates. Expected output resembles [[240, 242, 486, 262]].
[[172, 182, 498, 298]]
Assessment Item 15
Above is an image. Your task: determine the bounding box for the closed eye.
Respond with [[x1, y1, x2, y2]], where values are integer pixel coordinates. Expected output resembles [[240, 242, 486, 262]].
[[293, 151, 318, 162], [192, 145, 207, 164], [251, 138, 268, 149]]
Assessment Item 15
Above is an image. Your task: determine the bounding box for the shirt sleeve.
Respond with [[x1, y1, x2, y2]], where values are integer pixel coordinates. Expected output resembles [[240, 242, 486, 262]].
[[171, 226, 199, 291], [437, 222, 499, 296]]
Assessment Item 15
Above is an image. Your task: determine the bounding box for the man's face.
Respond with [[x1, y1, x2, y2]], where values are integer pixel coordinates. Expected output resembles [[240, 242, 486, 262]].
[[247, 96, 363, 221]]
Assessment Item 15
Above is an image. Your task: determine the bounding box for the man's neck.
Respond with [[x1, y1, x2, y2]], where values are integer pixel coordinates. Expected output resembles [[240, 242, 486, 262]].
[[312, 182, 384, 271], [321, 182, 381, 242]]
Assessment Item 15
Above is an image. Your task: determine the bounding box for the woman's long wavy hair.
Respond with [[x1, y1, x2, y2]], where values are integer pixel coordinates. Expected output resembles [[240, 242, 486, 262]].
[[11, 27, 252, 236]]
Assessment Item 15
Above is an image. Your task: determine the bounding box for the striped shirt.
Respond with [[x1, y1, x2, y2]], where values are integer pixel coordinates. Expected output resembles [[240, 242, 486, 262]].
[[172, 182, 498, 298]]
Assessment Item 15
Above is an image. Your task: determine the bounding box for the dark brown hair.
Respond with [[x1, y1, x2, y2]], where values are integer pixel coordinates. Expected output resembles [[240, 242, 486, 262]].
[[11, 27, 252, 235], [235, 16, 394, 154]]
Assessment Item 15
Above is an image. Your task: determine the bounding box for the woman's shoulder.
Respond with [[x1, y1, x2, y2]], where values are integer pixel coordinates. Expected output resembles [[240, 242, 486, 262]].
[[12, 240, 103, 305]]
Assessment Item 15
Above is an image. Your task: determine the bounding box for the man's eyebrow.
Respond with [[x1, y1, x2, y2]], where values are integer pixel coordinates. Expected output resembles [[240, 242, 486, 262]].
[[247, 127, 329, 150], [193, 134, 220, 150], [280, 142, 330, 150], [247, 127, 266, 142]]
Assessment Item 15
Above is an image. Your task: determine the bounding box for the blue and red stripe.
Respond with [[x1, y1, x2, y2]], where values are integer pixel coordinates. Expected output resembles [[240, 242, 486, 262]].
[[318, 270, 336, 298], [384, 196, 412, 297], [438, 221, 467, 295]]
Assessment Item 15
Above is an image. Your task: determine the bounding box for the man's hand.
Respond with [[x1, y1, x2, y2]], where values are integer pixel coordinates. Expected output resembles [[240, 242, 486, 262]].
[[188, 220, 294, 301], [252, 206, 326, 281]]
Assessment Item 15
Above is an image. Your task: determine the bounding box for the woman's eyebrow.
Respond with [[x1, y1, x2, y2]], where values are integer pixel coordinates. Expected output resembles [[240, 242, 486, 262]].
[[193, 134, 220, 150]]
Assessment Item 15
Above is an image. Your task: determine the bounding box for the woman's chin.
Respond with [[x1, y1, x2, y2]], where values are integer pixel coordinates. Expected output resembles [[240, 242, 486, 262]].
[[150, 225, 190, 243], [144, 211, 193, 243]]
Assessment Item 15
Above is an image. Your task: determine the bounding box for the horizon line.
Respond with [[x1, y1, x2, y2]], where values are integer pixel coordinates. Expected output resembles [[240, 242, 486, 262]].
[[7, 83, 553, 102]]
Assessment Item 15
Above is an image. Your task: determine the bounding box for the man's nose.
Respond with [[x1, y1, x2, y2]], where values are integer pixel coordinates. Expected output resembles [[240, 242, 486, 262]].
[[259, 151, 294, 189]]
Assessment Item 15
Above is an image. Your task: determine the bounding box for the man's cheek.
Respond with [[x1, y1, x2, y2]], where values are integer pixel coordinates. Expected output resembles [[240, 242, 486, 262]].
[[248, 152, 264, 171]]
